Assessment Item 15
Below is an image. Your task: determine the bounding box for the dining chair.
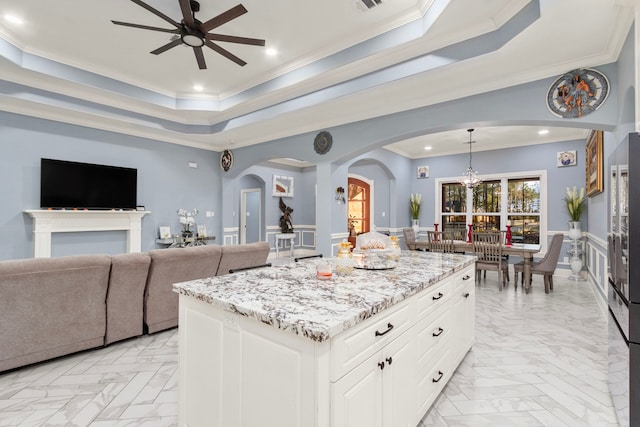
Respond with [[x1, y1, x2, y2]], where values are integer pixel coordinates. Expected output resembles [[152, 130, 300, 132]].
[[472, 231, 508, 288], [403, 227, 419, 250], [513, 233, 564, 293], [427, 230, 455, 253]]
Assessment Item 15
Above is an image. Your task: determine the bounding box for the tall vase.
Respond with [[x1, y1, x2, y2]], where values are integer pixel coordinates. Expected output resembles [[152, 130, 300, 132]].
[[568, 221, 584, 281], [412, 219, 420, 238]]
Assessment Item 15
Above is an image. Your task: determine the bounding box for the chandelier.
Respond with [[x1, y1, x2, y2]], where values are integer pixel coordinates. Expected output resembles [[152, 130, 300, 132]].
[[460, 128, 481, 188]]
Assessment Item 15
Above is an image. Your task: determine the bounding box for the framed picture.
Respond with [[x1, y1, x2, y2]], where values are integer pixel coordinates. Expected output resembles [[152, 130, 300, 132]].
[[159, 226, 171, 239], [557, 150, 577, 167], [273, 175, 294, 197], [197, 225, 207, 238], [586, 130, 604, 197], [417, 166, 429, 179]]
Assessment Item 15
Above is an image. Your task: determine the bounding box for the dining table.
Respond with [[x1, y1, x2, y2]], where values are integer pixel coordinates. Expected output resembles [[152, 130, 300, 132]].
[[411, 239, 541, 293]]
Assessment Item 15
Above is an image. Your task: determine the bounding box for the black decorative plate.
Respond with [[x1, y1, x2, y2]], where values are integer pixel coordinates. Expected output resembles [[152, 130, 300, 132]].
[[220, 149, 233, 172], [546, 68, 609, 119], [314, 131, 333, 154]]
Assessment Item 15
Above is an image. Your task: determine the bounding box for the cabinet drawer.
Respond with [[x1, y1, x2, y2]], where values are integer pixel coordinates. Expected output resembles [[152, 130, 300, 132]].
[[416, 349, 451, 416], [415, 306, 451, 364], [452, 266, 474, 292], [331, 301, 413, 381], [416, 279, 451, 320]]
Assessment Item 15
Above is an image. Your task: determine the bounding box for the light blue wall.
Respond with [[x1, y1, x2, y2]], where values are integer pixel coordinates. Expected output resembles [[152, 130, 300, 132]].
[[0, 112, 221, 260]]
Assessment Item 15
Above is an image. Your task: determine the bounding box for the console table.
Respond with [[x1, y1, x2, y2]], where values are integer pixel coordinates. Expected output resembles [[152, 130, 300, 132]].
[[156, 235, 216, 248], [274, 233, 295, 258]]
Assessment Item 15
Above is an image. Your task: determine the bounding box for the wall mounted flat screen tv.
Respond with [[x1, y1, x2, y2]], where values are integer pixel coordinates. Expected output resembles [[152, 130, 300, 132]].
[[40, 158, 137, 209]]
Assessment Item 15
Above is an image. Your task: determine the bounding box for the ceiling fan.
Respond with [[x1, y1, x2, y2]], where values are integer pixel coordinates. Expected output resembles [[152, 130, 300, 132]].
[[112, 0, 266, 70]]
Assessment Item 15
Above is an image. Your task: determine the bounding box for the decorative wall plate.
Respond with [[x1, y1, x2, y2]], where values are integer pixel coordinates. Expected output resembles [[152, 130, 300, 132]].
[[546, 68, 609, 119], [220, 149, 233, 172], [314, 131, 333, 154]]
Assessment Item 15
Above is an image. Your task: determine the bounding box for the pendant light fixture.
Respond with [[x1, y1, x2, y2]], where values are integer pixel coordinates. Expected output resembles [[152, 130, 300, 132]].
[[460, 128, 481, 188]]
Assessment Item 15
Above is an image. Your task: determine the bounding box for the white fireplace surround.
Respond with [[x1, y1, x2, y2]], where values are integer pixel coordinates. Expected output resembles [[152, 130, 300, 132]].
[[25, 210, 150, 258]]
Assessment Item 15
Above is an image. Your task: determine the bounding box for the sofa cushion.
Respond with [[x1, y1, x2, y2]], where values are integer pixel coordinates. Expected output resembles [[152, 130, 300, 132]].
[[144, 245, 222, 333], [216, 242, 270, 276], [105, 252, 151, 345], [0, 254, 111, 372]]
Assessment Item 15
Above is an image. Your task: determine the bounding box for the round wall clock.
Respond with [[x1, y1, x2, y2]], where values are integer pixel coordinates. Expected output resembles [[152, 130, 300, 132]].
[[546, 68, 609, 119], [314, 131, 333, 155], [220, 149, 233, 172]]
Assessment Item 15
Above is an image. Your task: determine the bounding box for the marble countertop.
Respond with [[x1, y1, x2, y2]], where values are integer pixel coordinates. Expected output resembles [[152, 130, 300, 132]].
[[173, 251, 475, 342]]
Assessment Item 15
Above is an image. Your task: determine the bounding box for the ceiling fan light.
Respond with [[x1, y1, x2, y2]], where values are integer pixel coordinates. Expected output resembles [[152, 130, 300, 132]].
[[182, 33, 204, 47]]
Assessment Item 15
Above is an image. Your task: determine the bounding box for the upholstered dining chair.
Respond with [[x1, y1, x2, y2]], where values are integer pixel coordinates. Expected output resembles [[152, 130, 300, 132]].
[[513, 233, 564, 293], [472, 231, 508, 288], [403, 227, 419, 250], [427, 230, 455, 253]]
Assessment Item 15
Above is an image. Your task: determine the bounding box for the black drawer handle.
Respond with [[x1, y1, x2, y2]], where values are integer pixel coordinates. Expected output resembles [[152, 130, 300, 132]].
[[378, 361, 385, 370], [375, 323, 394, 337], [432, 327, 444, 337], [462, 275, 471, 280], [432, 371, 444, 383], [432, 292, 444, 301], [463, 292, 470, 298], [386, 357, 393, 365]]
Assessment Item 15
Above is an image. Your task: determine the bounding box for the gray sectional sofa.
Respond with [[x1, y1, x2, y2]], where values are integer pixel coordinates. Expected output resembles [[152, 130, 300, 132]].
[[0, 242, 270, 372]]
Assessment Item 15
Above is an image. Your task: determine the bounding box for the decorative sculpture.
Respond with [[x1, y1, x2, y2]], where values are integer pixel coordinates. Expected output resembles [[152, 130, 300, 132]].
[[279, 197, 294, 233]]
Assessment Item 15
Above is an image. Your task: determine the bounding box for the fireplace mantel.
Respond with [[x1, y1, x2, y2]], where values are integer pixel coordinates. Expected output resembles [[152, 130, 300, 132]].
[[25, 210, 150, 258]]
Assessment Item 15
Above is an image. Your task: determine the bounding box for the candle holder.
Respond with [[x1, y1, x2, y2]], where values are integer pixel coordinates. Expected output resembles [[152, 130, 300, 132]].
[[433, 223, 439, 241], [467, 224, 473, 243], [505, 225, 512, 246]]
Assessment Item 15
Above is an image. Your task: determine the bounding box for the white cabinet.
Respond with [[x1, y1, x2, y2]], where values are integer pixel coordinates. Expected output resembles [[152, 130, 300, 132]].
[[452, 270, 475, 365], [332, 327, 416, 427]]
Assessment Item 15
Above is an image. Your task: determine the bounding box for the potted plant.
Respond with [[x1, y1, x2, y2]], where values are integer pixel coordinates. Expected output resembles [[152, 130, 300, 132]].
[[177, 208, 198, 238], [410, 193, 422, 235], [564, 186, 585, 239]]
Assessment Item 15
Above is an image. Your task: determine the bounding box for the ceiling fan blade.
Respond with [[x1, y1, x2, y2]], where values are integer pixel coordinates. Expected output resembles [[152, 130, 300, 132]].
[[205, 40, 246, 66], [206, 33, 265, 46], [179, 0, 195, 28], [150, 38, 183, 55], [201, 4, 247, 32], [193, 47, 207, 70], [111, 20, 180, 34], [129, 0, 180, 28]]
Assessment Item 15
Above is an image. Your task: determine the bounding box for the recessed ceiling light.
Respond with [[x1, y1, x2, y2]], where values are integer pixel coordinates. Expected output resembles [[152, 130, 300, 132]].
[[265, 48, 278, 56], [4, 14, 24, 25], [193, 84, 204, 92], [424, 146, 432, 151], [538, 129, 549, 135]]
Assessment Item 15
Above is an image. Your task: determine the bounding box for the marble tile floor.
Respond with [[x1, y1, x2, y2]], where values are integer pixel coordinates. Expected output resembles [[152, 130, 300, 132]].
[[0, 274, 617, 426]]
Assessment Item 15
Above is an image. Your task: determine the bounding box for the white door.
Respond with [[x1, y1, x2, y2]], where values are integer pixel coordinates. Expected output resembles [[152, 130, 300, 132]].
[[241, 188, 261, 244]]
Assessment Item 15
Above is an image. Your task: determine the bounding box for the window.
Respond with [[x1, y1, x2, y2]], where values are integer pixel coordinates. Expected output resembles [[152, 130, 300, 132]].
[[437, 172, 545, 245], [507, 177, 540, 243], [441, 183, 467, 235]]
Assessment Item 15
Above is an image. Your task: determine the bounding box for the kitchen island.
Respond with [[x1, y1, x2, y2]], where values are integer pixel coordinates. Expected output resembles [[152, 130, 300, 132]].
[[173, 250, 476, 427]]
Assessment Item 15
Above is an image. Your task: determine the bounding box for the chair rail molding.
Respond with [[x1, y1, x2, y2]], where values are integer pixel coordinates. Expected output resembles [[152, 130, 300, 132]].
[[25, 210, 150, 258]]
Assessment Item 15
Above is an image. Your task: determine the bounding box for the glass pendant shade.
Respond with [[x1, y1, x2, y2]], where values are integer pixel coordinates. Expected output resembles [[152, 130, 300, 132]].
[[460, 128, 481, 188]]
